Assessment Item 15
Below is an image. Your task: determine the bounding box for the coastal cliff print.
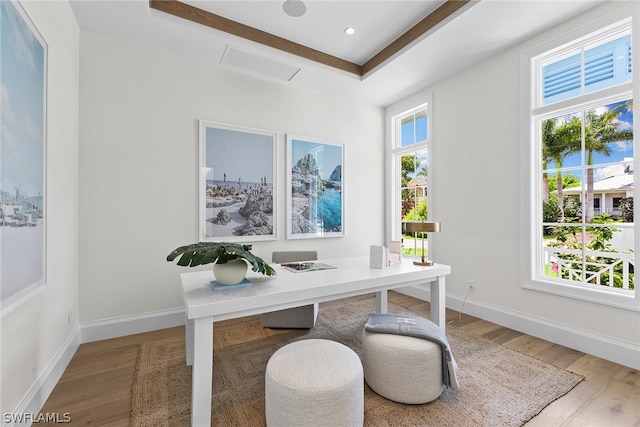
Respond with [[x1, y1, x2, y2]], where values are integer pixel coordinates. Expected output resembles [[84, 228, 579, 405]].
[[286, 135, 344, 239], [1, 0, 47, 311], [199, 121, 277, 242]]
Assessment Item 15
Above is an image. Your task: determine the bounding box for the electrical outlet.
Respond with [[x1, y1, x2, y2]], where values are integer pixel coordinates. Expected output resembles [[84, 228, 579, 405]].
[[468, 280, 476, 291]]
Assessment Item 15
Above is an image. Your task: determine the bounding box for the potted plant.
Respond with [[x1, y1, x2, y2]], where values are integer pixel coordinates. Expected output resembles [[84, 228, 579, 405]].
[[167, 242, 276, 285]]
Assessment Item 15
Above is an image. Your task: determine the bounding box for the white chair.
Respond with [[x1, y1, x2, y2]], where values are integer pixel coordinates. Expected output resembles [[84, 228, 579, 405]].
[[261, 251, 319, 328], [265, 339, 364, 426]]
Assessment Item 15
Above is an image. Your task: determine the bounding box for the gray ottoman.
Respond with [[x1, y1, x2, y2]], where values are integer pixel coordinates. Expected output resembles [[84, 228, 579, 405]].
[[265, 339, 364, 426], [362, 329, 443, 404]]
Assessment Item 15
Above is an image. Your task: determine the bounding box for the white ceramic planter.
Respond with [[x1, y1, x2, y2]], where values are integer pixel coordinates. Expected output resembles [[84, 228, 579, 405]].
[[213, 258, 249, 285]]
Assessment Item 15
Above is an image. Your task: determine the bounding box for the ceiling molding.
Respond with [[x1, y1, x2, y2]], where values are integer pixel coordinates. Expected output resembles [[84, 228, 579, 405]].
[[149, 0, 362, 75], [149, 0, 471, 77], [361, 0, 472, 76]]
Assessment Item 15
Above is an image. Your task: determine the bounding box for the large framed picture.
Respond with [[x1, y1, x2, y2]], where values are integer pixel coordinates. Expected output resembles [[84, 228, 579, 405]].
[[1, 0, 48, 316], [286, 134, 344, 239], [199, 121, 277, 242]]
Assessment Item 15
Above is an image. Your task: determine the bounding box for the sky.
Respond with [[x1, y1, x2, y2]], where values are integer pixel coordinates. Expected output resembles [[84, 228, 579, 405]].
[[205, 126, 274, 184], [0, 1, 45, 199], [401, 115, 427, 147], [401, 116, 428, 179], [545, 100, 634, 181], [291, 138, 342, 180]]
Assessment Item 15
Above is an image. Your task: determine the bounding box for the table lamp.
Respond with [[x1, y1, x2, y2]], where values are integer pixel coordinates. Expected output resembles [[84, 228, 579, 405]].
[[403, 221, 441, 266]]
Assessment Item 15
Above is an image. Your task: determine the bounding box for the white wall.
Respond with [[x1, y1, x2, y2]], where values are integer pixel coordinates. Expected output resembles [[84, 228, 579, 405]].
[[3, 3, 636, 419], [77, 31, 384, 323], [392, 1, 639, 364], [1, 1, 80, 418]]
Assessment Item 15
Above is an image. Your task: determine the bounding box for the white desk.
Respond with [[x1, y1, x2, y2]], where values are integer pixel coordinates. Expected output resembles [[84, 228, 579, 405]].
[[180, 256, 451, 426]]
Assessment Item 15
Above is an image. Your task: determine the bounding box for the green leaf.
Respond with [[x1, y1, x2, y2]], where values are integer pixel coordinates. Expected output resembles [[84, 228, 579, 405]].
[[166, 241, 276, 276]]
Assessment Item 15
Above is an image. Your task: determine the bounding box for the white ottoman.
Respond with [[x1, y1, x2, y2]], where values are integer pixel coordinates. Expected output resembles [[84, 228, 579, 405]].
[[265, 339, 364, 427], [362, 329, 443, 404]]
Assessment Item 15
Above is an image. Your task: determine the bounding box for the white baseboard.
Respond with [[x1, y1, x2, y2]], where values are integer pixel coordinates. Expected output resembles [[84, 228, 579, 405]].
[[10, 289, 638, 427], [5, 308, 185, 427], [80, 307, 186, 343], [81, 291, 640, 369], [395, 286, 640, 371], [4, 325, 80, 427]]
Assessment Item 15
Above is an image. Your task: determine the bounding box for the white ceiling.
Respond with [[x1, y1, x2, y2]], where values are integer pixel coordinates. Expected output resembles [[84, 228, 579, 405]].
[[70, 0, 607, 107]]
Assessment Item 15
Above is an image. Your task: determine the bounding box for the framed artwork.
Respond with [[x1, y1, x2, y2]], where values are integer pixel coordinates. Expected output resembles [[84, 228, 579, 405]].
[[199, 121, 277, 242], [286, 134, 344, 239], [1, 0, 48, 316]]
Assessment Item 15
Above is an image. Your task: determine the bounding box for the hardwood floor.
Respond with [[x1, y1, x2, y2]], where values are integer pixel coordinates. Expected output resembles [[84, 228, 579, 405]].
[[39, 292, 640, 426]]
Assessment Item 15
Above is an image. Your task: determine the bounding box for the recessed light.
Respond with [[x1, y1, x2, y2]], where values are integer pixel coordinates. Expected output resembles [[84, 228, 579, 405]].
[[283, 0, 306, 18], [344, 27, 355, 35]]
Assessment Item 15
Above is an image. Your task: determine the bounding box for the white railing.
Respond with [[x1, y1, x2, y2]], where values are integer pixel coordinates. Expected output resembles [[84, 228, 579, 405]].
[[593, 208, 622, 216], [543, 246, 635, 289]]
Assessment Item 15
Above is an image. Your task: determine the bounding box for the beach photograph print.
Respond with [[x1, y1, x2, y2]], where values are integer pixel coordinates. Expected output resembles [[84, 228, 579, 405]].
[[199, 121, 276, 242], [287, 135, 344, 239], [1, 0, 47, 313]]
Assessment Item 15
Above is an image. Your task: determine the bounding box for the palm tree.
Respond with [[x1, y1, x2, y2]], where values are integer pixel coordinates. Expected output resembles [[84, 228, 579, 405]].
[[583, 102, 634, 221], [401, 154, 419, 217], [542, 117, 581, 219], [541, 119, 555, 204]]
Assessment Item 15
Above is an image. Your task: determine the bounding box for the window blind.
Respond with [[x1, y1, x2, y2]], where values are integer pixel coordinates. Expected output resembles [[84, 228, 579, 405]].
[[542, 34, 631, 105]]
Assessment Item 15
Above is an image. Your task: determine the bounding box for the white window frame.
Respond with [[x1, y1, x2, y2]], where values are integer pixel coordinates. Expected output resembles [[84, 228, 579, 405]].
[[385, 93, 434, 256], [520, 5, 639, 311]]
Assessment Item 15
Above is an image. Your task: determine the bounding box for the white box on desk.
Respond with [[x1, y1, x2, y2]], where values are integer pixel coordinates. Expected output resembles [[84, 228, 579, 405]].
[[388, 240, 402, 265], [369, 245, 388, 269]]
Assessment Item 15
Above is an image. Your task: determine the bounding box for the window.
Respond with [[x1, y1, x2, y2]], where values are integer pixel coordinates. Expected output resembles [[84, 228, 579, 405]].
[[613, 197, 622, 211], [542, 33, 632, 105], [387, 101, 431, 259], [523, 8, 638, 309]]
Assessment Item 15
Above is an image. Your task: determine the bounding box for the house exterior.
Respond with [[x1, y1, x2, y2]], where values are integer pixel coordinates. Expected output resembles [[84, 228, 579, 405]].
[[405, 177, 428, 199], [562, 159, 634, 216]]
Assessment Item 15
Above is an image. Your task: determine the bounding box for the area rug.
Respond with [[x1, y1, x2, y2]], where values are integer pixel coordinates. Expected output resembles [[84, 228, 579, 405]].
[[130, 298, 583, 426]]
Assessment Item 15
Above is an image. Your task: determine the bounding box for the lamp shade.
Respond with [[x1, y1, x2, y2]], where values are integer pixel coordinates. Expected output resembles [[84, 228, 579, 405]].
[[403, 221, 441, 233]]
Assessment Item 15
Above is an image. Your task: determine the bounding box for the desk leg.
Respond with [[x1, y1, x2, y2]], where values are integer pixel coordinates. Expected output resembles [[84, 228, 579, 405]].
[[430, 275, 446, 332], [191, 317, 213, 427], [185, 315, 194, 366], [375, 290, 388, 313]]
